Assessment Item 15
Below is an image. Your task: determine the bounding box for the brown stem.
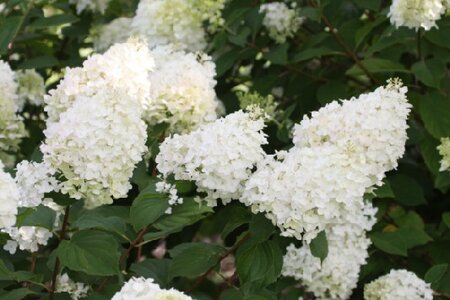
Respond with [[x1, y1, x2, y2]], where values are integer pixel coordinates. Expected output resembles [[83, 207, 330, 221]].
[[49, 205, 71, 300], [187, 233, 251, 294], [417, 28, 423, 61], [310, 0, 380, 85], [119, 225, 150, 269], [30, 252, 37, 272]]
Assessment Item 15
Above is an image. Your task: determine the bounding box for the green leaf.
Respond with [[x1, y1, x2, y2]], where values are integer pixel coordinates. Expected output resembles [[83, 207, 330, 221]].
[[424, 23, 450, 49], [389, 175, 426, 206], [355, 16, 386, 49], [29, 14, 79, 28], [221, 289, 244, 300], [130, 259, 170, 287], [221, 205, 252, 239], [131, 161, 153, 191], [56, 230, 120, 276], [393, 211, 425, 230], [443, 212, 450, 229], [216, 49, 241, 77], [249, 214, 275, 243], [412, 59, 446, 88], [310, 231, 328, 262], [0, 289, 37, 300], [236, 240, 282, 285], [0, 259, 14, 280], [425, 264, 448, 289], [0, 16, 23, 55], [143, 199, 212, 242], [419, 92, 450, 139], [17, 55, 59, 69], [130, 183, 169, 231], [420, 134, 441, 176], [292, 47, 341, 63], [168, 243, 226, 278], [72, 206, 128, 236], [45, 191, 77, 206], [354, 0, 382, 10], [229, 27, 251, 46], [346, 58, 408, 77], [370, 228, 432, 256], [373, 181, 394, 198], [264, 44, 288, 65], [16, 205, 56, 230], [316, 80, 348, 105], [298, 7, 321, 21]]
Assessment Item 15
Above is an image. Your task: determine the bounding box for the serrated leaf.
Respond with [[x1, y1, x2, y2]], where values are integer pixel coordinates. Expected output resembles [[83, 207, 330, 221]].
[[249, 214, 275, 243], [412, 59, 445, 88], [56, 230, 120, 276], [419, 92, 450, 139], [0, 16, 23, 54], [389, 174, 426, 206], [130, 182, 169, 231], [143, 199, 212, 242], [168, 243, 226, 278], [425, 264, 448, 289], [72, 206, 128, 236], [221, 206, 252, 239], [371, 228, 432, 256], [16, 205, 56, 230], [130, 259, 170, 287], [310, 231, 328, 262], [236, 240, 282, 285], [346, 58, 408, 77], [393, 211, 424, 230]]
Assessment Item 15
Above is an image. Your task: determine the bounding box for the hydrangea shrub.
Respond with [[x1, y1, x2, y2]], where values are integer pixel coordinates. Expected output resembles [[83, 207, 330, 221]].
[[0, 0, 449, 299]]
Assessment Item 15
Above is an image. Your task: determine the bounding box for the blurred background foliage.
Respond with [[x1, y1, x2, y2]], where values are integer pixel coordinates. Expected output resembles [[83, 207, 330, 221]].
[[1, 0, 450, 299]]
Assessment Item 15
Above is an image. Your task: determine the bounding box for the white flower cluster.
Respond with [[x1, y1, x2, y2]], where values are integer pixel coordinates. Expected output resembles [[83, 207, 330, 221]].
[[16, 69, 45, 107], [3, 199, 63, 254], [3, 160, 61, 254], [132, 0, 226, 51], [260, 2, 304, 43], [156, 111, 268, 207], [364, 269, 433, 300], [55, 273, 89, 300], [69, 0, 111, 14], [0, 61, 27, 163], [112, 277, 192, 300], [282, 203, 377, 300], [3, 226, 53, 254], [93, 17, 133, 52], [155, 180, 181, 208], [15, 161, 59, 208], [144, 46, 220, 133], [0, 161, 19, 228], [388, 0, 446, 31], [242, 80, 411, 242], [42, 40, 153, 208], [437, 137, 450, 172], [0, 60, 19, 109], [44, 40, 153, 123]]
